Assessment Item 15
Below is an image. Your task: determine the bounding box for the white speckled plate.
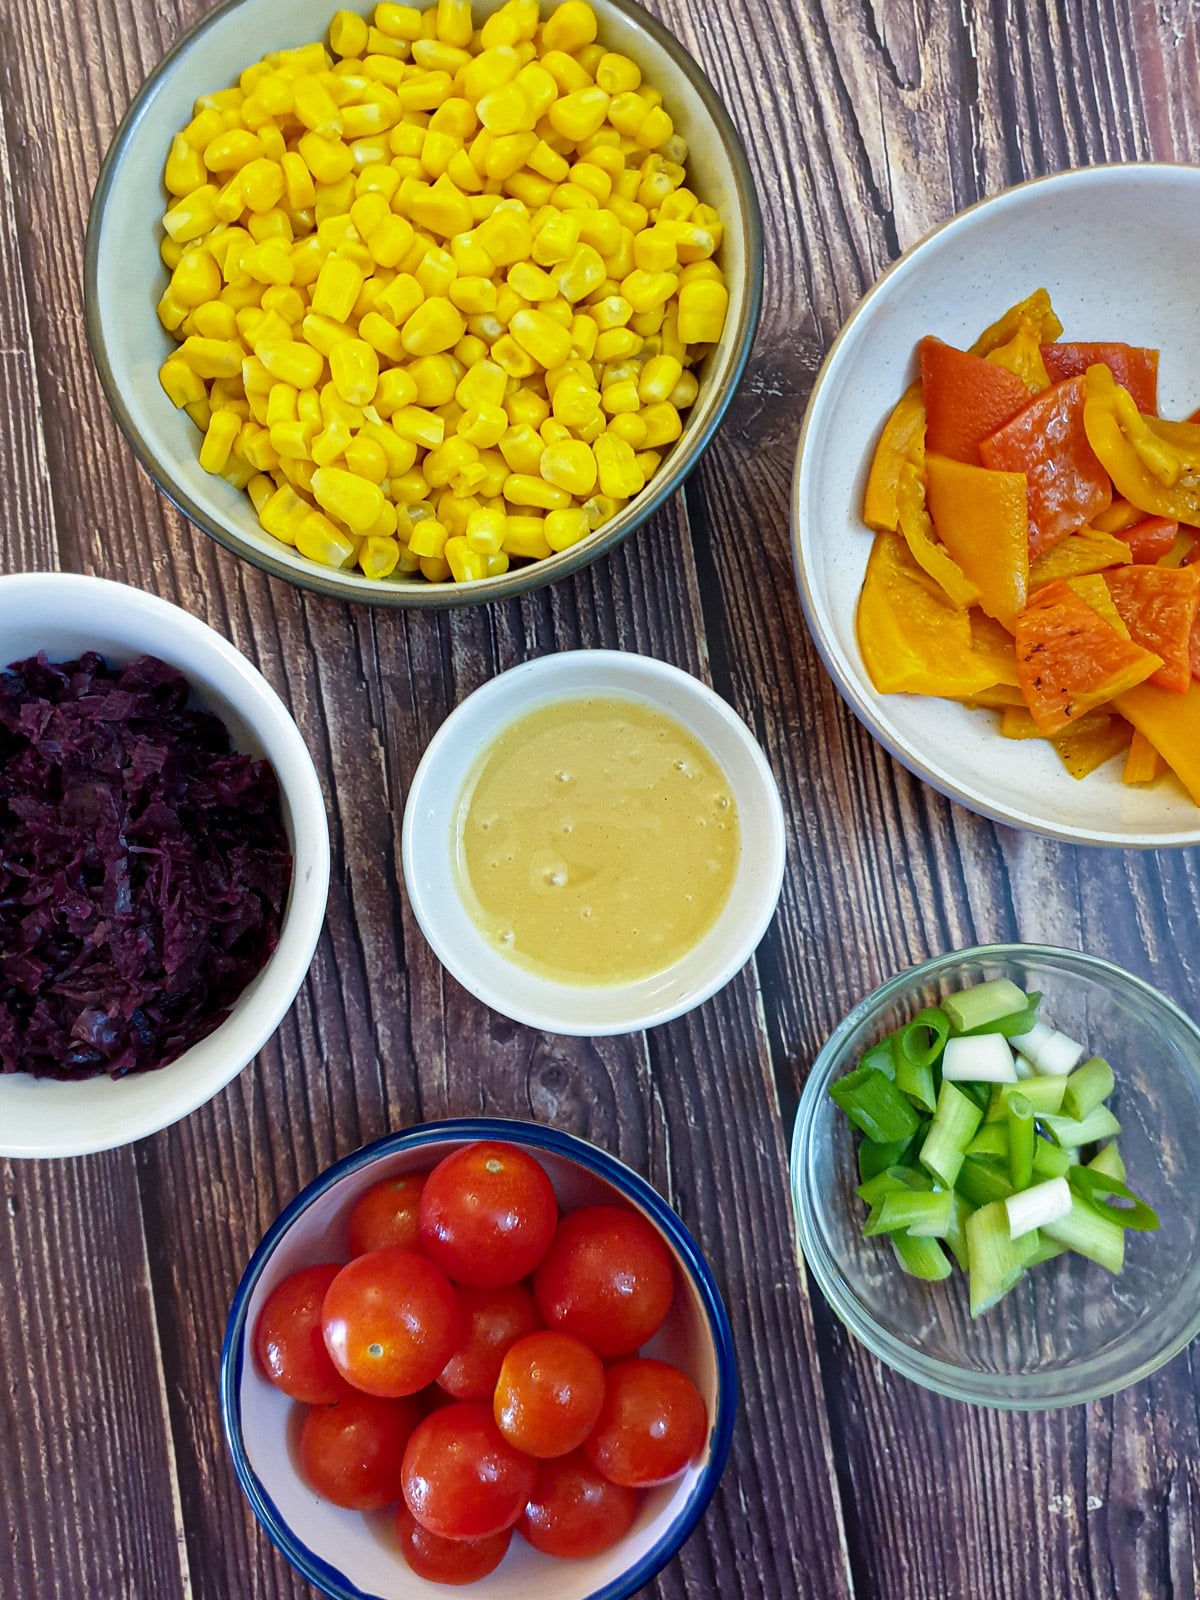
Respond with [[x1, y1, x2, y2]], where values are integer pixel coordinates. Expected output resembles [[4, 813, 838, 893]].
[[792, 164, 1200, 848]]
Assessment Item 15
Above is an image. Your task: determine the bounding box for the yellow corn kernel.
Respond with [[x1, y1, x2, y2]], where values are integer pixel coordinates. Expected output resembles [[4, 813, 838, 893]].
[[480, 0, 538, 47], [362, 421, 416, 479], [408, 516, 449, 558], [179, 335, 244, 378], [400, 295, 465, 356], [508, 308, 573, 369], [640, 400, 682, 448], [413, 244, 456, 297], [564, 314, 595, 362], [501, 472, 567, 510], [476, 205, 533, 267], [637, 105, 674, 151], [690, 203, 723, 248], [375, 2, 423, 39], [157, 287, 189, 333], [374, 367, 421, 418], [594, 432, 644, 498], [607, 412, 647, 448], [329, 8, 369, 56], [570, 161, 611, 204], [636, 353, 681, 405], [163, 185, 221, 243], [449, 358, 503, 411], [491, 332, 536, 378], [601, 377, 640, 415], [257, 337, 323, 388], [669, 222, 715, 264], [502, 384, 547, 427], [194, 300, 240, 340], [633, 225, 677, 273], [328, 338, 379, 405], [395, 69, 454, 110], [475, 80, 535, 136], [502, 260, 552, 303], [406, 353, 458, 406], [235, 156, 282, 213], [657, 187, 696, 225], [247, 471, 275, 512], [677, 279, 728, 344], [242, 239, 295, 285], [310, 464, 385, 533], [265, 383, 299, 427], [621, 268, 678, 315], [203, 128, 264, 175], [424, 436, 479, 488], [540, 438, 597, 497], [543, 506, 589, 551], [306, 254, 359, 322], [441, 535, 483, 582], [551, 242, 605, 304], [630, 304, 665, 337], [457, 403, 508, 448], [472, 449, 509, 497], [542, 0, 597, 50], [575, 208, 622, 257], [407, 174, 474, 237], [298, 386, 325, 431], [589, 294, 632, 332], [292, 75, 343, 139], [463, 506, 506, 554], [375, 272, 424, 326], [593, 326, 641, 363], [299, 130, 355, 186], [669, 369, 700, 410], [531, 210, 580, 267], [159, 355, 207, 407], [497, 423, 543, 475], [184, 398, 213, 432], [160, 235, 185, 271], [312, 416, 352, 467], [295, 510, 355, 566], [259, 483, 312, 544], [607, 195, 647, 236], [262, 284, 305, 325], [350, 312, 401, 364], [357, 535, 399, 578], [502, 514, 551, 558], [442, 275, 493, 317], [595, 50, 641, 94], [393, 404, 446, 448], [340, 434, 385, 483], [269, 418, 318, 459], [551, 374, 600, 429]]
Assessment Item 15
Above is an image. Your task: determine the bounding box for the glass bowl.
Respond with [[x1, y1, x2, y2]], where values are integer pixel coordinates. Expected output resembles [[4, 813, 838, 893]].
[[791, 944, 1200, 1408]]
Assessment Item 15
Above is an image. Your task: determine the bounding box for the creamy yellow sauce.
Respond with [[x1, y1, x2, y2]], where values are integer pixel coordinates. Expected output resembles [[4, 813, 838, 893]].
[[453, 696, 740, 985]]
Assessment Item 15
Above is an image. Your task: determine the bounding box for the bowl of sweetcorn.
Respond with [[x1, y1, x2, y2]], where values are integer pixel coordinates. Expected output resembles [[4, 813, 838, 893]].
[[85, 0, 762, 606]]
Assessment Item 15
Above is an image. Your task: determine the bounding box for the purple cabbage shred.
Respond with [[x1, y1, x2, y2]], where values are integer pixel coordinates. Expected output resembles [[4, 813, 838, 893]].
[[0, 652, 293, 1080]]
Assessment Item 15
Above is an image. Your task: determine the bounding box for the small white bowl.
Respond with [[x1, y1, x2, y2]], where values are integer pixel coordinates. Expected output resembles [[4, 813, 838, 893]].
[[85, 0, 762, 609], [792, 163, 1200, 848], [0, 572, 330, 1158], [221, 1118, 737, 1600], [401, 651, 785, 1034]]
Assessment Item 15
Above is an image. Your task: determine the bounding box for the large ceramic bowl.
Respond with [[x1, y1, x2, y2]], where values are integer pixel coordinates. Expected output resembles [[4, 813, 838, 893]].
[[792, 944, 1200, 1408], [85, 0, 762, 608], [792, 163, 1200, 847], [401, 650, 786, 1035], [221, 1117, 737, 1599], [0, 572, 330, 1158]]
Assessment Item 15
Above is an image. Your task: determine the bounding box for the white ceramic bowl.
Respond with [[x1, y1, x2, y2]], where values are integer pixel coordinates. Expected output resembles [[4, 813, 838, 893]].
[[84, 0, 763, 609], [0, 572, 330, 1158], [400, 650, 785, 1034], [221, 1117, 736, 1600], [792, 163, 1200, 848]]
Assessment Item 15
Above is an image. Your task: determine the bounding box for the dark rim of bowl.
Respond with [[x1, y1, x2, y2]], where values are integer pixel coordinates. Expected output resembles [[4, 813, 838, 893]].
[[220, 1116, 738, 1599], [84, 0, 764, 610], [791, 941, 1200, 1409], [788, 162, 1200, 848]]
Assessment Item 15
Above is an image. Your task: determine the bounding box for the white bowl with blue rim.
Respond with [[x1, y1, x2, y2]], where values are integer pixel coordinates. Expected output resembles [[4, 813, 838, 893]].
[[221, 1117, 737, 1600]]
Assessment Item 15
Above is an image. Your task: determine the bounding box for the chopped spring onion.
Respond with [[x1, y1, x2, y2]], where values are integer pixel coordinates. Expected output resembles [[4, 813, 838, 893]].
[[1062, 1056, 1115, 1122], [829, 979, 1157, 1315], [875, 1189, 955, 1237], [942, 978, 1029, 1034], [830, 1066, 921, 1144], [941, 1034, 1017, 1084], [1069, 1167, 1159, 1232], [1007, 1091, 1035, 1190], [920, 1081, 984, 1188], [1040, 1105, 1121, 1148], [1005, 1175, 1073, 1239], [1042, 1194, 1126, 1274], [890, 1231, 952, 1281]]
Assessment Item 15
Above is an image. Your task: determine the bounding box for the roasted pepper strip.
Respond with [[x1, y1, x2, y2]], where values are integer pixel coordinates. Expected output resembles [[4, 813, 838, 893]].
[[856, 533, 1002, 698], [925, 454, 1029, 628], [1123, 728, 1164, 785], [863, 382, 926, 533], [1029, 529, 1132, 585], [1042, 342, 1159, 415], [1082, 364, 1200, 526], [894, 464, 981, 608], [970, 289, 1063, 357], [980, 375, 1113, 560], [1015, 578, 1162, 735], [1105, 564, 1200, 692], [1052, 714, 1132, 779], [921, 337, 1029, 464], [985, 318, 1051, 393], [1116, 516, 1179, 564], [1091, 497, 1142, 534], [1115, 681, 1200, 804]]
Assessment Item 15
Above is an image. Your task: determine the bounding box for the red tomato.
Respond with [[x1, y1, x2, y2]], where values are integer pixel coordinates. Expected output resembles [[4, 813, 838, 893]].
[[402, 1400, 537, 1540], [347, 1174, 426, 1256], [520, 1450, 640, 1558], [584, 1359, 707, 1487], [437, 1284, 541, 1400], [395, 1506, 511, 1585], [419, 1141, 558, 1288], [533, 1205, 674, 1359], [322, 1247, 462, 1397], [493, 1331, 605, 1458], [253, 1264, 351, 1404], [298, 1391, 423, 1510]]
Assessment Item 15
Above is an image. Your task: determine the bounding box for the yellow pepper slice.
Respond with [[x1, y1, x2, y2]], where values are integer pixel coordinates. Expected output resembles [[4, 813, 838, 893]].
[[863, 383, 926, 533], [925, 454, 1029, 629]]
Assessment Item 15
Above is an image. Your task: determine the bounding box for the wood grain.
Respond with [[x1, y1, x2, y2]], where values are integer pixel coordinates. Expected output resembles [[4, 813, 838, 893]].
[[2, 0, 1200, 1596]]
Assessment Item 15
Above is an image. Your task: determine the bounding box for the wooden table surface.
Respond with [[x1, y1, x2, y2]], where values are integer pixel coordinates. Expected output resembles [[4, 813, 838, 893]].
[[3, 0, 1199, 1596]]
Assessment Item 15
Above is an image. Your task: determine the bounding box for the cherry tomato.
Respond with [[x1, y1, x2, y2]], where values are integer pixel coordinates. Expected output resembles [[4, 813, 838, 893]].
[[493, 1331, 605, 1458], [298, 1391, 423, 1510], [419, 1141, 557, 1288], [437, 1284, 541, 1400], [584, 1358, 707, 1487], [347, 1174, 426, 1256], [394, 1506, 511, 1585], [402, 1400, 537, 1540], [322, 1247, 463, 1397], [253, 1264, 351, 1404], [533, 1205, 675, 1359], [521, 1449, 640, 1558]]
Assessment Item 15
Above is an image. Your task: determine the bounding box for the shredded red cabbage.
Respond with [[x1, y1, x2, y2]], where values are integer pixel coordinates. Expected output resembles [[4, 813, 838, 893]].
[[0, 652, 293, 1080]]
